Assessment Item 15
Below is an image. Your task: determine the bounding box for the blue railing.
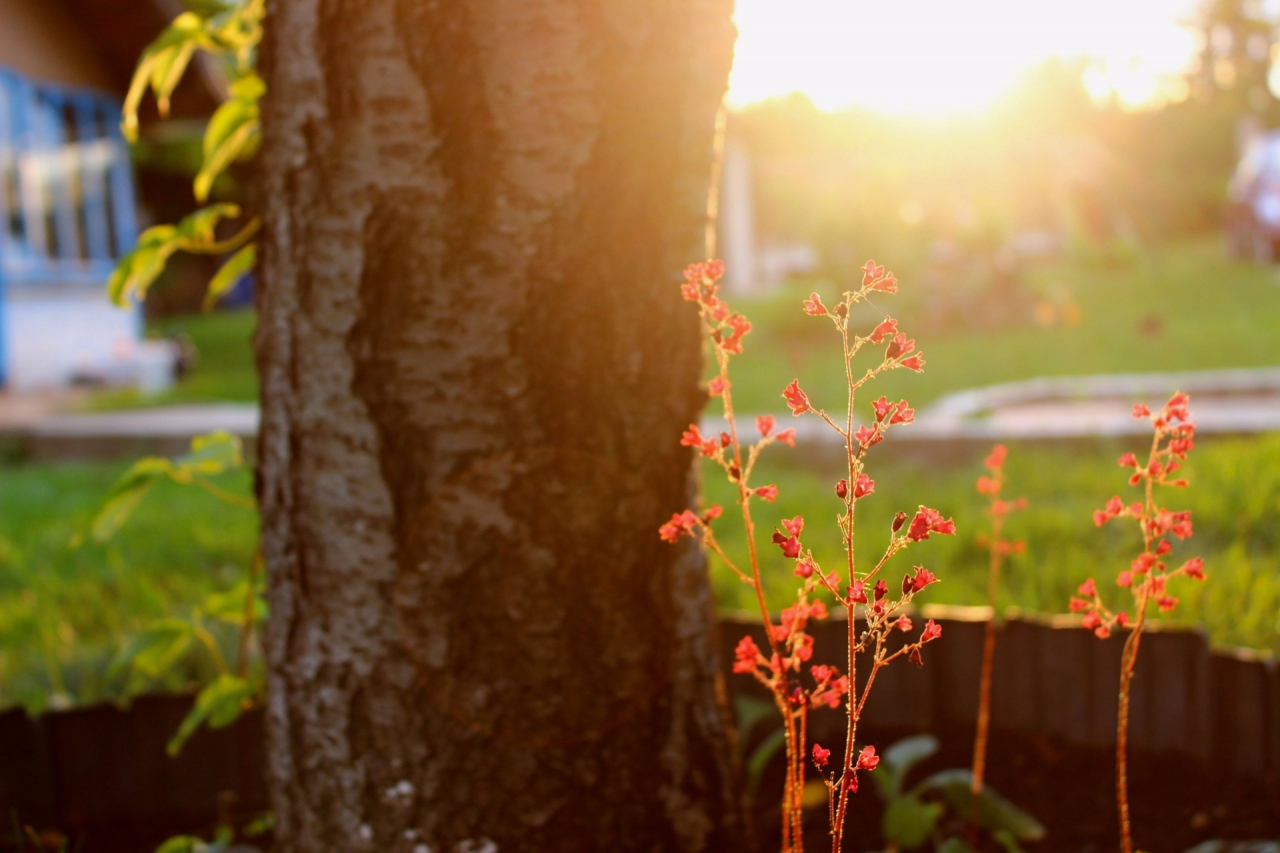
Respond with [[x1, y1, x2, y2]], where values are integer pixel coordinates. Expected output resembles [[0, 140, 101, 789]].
[[0, 67, 140, 384]]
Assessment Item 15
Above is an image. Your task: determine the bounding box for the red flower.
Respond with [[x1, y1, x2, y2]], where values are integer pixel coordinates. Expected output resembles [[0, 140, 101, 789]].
[[1069, 597, 1091, 612], [812, 743, 831, 769], [874, 580, 888, 601], [1157, 595, 1180, 612], [1132, 403, 1151, 419], [861, 260, 885, 287], [680, 280, 700, 301], [857, 745, 880, 770], [854, 425, 880, 447], [811, 665, 833, 684], [886, 333, 916, 360], [754, 484, 779, 502], [783, 380, 810, 415], [890, 400, 915, 425], [1116, 570, 1133, 588], [896, 616, 914, 632], [702, 505, 723, 522], [720, 314, 752, 354], [921, 619, 942, 642], [870, 273, 898, 293], [772, 530, 801, 558], [1078, 578, 1097, 597], [794, 557, 815, 579], [1131, 553, 1157, 574], [782, 516, 804, 537], [733, 635, 762, 674], [869, 319, 898, 344], [680, 424, 704, 448], [705, 259, 725, 280], [985, 444, 1007, 470], [849, 580, 868, 604], [835, 479, 849, 499], [900, 354, 926, 372], [872, 395, 894, 421], [708, 376, 730, 397], [976, 476, 999, 496], [1180, 557, 1205, 580], [1161, 391, 1190, 424], [907, 507, 956, 541], [854, 474, 875, 498], [775, 428, 797, 446], [756, 414, 775, 437], [658, 509, 700, 543], [803, 293, 828, 315], [1118, 452, 1138, 468], [911, 566, 938, 592]]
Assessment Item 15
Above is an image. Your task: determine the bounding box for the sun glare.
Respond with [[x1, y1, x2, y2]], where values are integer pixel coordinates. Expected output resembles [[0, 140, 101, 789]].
[[728, 0, 1201, 115]]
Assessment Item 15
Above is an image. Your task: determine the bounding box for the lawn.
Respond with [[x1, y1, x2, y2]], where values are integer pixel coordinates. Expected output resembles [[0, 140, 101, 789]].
[[704, 434, 1280, 654], [720, 239, 1280, 414], [0, 459, 258, 712]]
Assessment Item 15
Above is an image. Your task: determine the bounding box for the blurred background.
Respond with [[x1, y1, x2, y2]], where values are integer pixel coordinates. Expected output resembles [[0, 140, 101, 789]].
[[1, 0, 1280, 715]]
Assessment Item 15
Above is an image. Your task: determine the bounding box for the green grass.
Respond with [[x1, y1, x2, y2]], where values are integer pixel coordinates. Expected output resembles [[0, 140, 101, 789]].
[[0, 459, 257, 712], [705, 434, 1280, 654], [722, 239, 1280, 413]]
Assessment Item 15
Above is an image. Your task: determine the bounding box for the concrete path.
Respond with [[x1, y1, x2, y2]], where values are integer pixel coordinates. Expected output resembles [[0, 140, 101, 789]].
[[4, 366, 1280, 459]]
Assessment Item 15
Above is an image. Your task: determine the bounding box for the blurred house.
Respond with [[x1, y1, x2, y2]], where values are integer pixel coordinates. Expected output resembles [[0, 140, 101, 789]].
[[0, 0, 219, 391]]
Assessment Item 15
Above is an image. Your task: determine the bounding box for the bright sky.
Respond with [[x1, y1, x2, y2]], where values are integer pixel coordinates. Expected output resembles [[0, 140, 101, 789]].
[[727, 0, 1206, 115]]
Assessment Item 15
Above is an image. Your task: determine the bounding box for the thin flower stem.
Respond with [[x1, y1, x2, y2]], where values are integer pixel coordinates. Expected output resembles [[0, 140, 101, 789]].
[[970, 508, 1004, 842]]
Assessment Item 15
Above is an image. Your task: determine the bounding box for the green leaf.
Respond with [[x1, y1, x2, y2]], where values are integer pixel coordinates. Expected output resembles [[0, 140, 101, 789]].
[[877, 734, 938, 798], [107, 619, 194, 681], [90, 457, 175, 542], [203, 579, 266, 624], [108, 206, 246, 305], [916, 769, 1046, 842], [937, 836, 975, 853], [203, 243, 256, 311], [176, 430, 243, 478], [155, 836, 203, 853], [175, 203, 243, 244], [194, 98, 258, 202], [167, 673, 254, 755], [108, 225, 180, 305], [121, 13, 214, 140], [882, 794, 942, 850], [228, 70, 265, 101], [733, 695, 778, 740], [745, 727, 786, 796]]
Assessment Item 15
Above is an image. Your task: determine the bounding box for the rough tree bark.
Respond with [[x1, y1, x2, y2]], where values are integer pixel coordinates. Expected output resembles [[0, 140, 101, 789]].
[[254, 1, 741, 851]]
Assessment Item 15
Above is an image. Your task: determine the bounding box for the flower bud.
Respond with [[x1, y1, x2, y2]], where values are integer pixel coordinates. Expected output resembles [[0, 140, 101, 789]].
[[835, 479, 849, 499]]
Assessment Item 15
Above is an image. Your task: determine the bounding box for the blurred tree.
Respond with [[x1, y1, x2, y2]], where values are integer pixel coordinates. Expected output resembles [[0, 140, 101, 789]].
[[254, 1, 743, 852], [1189, 0, 1279, 120]]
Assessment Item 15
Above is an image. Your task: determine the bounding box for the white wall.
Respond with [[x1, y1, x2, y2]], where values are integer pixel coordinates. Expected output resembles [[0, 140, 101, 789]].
[[5, 286, 141, 390]]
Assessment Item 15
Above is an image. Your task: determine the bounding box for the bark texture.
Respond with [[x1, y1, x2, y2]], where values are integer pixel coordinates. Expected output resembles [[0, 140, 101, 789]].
[[254, 1, 741, 851]]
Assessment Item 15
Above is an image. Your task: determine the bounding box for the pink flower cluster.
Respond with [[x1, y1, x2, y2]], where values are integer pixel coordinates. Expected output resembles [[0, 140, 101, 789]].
[[661, 258, 952, 852], [1071, 391, 1204, 638]]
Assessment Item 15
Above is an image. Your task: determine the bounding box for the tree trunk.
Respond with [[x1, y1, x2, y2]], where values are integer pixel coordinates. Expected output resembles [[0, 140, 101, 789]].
[[254, 2, 741, 851]]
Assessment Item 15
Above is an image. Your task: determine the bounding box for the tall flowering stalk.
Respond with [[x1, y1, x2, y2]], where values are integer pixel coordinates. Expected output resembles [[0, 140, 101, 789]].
[[968, 445, 1025, 837], [1069, 392, 1204, 853], [660, 260, 954, 853]]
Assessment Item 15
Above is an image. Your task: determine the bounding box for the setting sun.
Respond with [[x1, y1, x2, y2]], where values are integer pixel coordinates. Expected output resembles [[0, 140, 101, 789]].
[[728, 0, 1202, 114]]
